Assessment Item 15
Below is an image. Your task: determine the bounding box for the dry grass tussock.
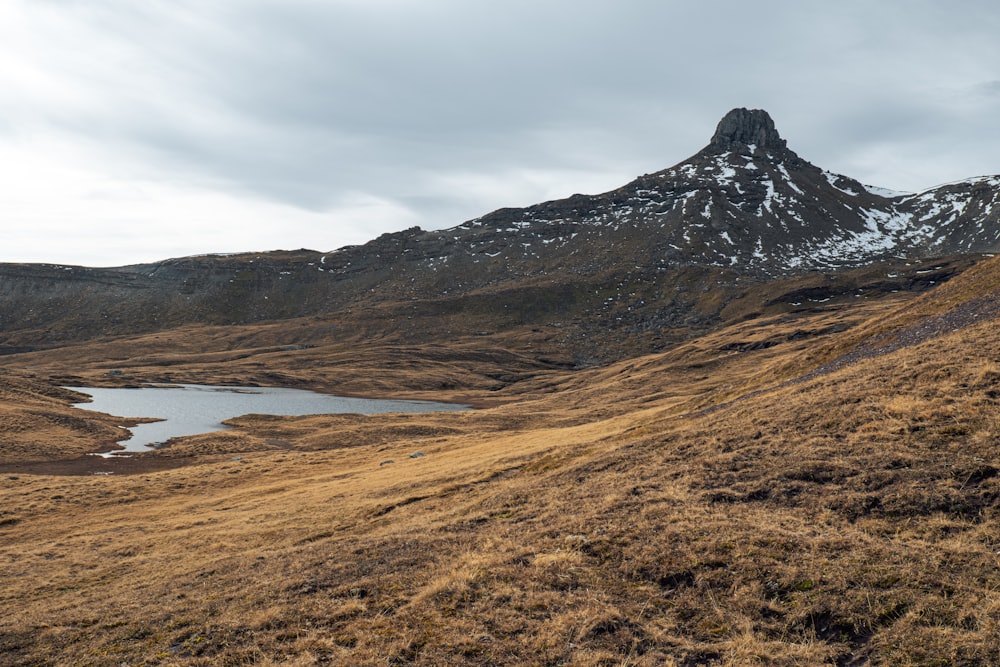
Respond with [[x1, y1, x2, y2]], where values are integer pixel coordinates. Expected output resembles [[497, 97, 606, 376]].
[[5, 257, 1000, 664]]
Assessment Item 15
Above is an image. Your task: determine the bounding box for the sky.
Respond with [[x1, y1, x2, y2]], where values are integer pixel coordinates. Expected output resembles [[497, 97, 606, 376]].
[[1, 1, 999, 267]]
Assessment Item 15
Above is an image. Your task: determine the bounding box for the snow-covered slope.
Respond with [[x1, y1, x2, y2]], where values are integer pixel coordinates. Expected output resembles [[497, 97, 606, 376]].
[[413, 108, 999, 278]]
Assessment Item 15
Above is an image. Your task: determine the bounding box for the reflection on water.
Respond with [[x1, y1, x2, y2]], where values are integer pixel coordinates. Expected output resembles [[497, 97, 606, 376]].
[[68, 383, 469, 455]]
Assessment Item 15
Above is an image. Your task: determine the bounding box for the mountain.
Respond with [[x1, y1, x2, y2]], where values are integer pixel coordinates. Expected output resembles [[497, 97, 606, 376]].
[[335, 107, 999, 279], [0, 108, 997, 358]]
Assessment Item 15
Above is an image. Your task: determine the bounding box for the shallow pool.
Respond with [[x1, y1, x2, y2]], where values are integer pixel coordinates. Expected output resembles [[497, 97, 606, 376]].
[[68, 383, 469, 455]]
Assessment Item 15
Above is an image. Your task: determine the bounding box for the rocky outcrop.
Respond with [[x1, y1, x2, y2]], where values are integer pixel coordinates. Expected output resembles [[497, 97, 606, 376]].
[[710, 108, 787, 150]]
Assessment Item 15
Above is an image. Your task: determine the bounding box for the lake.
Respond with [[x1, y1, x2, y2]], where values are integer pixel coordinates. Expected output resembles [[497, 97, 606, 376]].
[[68, 383, 469, 455]]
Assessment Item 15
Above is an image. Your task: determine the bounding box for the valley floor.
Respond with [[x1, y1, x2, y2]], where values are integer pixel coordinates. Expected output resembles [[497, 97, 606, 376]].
[[4, 261, 1000, 665]]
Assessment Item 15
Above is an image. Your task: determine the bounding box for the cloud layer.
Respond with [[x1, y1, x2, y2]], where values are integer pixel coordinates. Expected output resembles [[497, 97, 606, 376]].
[[1, 1, 998, 265]]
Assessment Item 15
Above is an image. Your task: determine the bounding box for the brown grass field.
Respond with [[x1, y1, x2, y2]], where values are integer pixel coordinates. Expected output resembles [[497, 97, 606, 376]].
[[4, 258, 1000, 665]]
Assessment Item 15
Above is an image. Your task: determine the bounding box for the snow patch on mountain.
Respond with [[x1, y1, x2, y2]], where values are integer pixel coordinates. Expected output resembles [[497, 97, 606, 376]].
[[823, 171, 859, 196], [862, 183, 911, 198]]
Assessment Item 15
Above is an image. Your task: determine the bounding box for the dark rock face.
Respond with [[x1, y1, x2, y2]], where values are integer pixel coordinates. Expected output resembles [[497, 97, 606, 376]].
[[710, 108, 786, 150]]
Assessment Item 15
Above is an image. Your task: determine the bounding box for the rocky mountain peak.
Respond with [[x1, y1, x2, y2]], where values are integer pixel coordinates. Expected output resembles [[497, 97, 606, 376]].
[[710, 107, 786, 150]]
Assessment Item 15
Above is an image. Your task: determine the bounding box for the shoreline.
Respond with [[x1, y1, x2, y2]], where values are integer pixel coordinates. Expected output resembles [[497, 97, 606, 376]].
[[0, 453, 191, 476]]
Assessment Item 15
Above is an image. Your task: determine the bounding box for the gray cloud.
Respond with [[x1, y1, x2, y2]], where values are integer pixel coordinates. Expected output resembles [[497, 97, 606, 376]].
[[2, 0, 1000, 264]]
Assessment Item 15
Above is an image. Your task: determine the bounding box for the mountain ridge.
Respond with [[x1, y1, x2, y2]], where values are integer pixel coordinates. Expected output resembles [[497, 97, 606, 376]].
[[0, 108, 997, 360]]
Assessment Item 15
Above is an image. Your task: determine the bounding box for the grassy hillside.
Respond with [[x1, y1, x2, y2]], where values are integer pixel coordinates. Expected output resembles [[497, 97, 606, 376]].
[[3, 257, 1000, 665]]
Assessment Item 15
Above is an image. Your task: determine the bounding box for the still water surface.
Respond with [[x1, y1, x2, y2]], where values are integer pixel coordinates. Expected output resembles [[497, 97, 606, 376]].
[[68, 384, 469, 455]]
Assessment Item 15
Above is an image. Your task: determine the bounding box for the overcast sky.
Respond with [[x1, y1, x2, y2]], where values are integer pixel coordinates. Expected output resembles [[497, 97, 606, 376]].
[[1, 1, 998, 267]]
